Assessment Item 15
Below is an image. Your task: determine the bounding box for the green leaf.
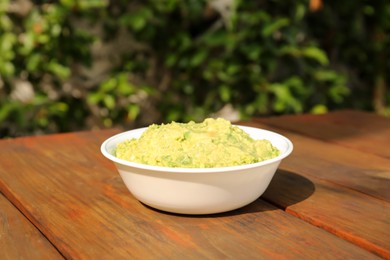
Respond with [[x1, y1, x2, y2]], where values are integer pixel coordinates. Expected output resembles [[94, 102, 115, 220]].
[[118, 79, 136, 96], [0, 32, 16, 53], [279, 46, 300, 57], [262, 18, 289, 37], [165, 53, 178, 67], [0, 102, 15, 122], [241, 45, 262, 61], [79, 0, 108, 10], [60, 0, 75, 9], [87, 93, 102, 104], [254, 93, 269, 114], [103, 118, 112, 127], [26, 53, 42, 72], [0, 61, 15, 77], [302, 47, 329, 65], [329, 84, 349, 103], [127, 104, 140, 121], [51, 24, 62, 37], [37, 34, 50, 44], [201, 31, 227, 47], [47, 61, 70, 79], [311, 104, 328, 114], [314, 71, 332, 81], [269, 83, 303, 113], [219, 85, 231, 102], [0, 15, 12, 30], [0, 0, 9, 12], [101, 77, 117, 92], [19, 32, 35, 55], [226, 64, 240, 75], [121, 8, 151, 31], [294, 4, 306, 21], [190, 50, 207, 67], [48, 102, 69, 115], [103, 95, 115, 109]]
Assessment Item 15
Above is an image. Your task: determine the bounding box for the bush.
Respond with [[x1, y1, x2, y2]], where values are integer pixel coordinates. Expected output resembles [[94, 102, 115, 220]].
[[306, 0, 390, 114], [0, 0, 388, 137]]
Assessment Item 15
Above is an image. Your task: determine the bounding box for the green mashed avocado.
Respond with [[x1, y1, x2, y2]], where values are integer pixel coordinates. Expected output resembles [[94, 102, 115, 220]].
[[115, 118, 280, 168]]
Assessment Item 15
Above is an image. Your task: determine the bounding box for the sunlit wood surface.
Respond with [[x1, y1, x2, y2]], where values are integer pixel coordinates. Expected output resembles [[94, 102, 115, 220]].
[[0, 110, 388, 259]]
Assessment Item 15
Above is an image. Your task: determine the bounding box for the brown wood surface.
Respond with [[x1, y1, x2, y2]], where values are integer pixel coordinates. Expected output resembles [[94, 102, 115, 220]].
[[255, 110, 390, 159], [0, 193, 63, 259], [240, 113, 390, 258], [240, 120, 390, 202], [263, 169, 390, 258], [0, 126, 381, 259]]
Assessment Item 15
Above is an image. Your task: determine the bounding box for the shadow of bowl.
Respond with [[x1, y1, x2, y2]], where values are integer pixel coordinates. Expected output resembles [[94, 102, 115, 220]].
[[261, 169, 315, 209]]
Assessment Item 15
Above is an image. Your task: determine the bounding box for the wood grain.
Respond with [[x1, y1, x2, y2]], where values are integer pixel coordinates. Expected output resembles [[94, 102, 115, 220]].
[[239, 120, 390, 258], [0, 129, 378, 259], [0, 193, 63, 259], [254, 110, 390, 159], [263, 170, 390, 258], [240, 120, 390, 202]]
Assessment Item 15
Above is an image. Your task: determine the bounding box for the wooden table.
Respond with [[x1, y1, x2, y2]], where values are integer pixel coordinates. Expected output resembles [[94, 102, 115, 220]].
[[1, 110, 389, 259]]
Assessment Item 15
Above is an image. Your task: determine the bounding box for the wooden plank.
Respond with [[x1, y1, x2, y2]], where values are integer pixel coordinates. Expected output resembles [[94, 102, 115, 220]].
[[240, 120, 390, 202], [239, 121, 390, 258], [0, 130, 377, 259], [263, 170, 390, 259], [0, 193, 63, 259], [255, 110, 390, 159]]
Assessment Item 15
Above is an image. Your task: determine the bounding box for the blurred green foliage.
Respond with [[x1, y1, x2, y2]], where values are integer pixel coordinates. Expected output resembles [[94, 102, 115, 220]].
[[0, 0, 389, 137]]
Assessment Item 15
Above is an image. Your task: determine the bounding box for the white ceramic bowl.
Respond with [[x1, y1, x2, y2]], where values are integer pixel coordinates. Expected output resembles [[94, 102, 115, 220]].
[[101, 125, 293, 215]]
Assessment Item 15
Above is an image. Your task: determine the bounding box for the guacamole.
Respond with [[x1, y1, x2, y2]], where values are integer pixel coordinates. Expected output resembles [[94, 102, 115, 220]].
[[115, 118, 280, 168]]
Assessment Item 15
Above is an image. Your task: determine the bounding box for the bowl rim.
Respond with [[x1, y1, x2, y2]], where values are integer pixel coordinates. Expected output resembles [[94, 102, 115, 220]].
[[100, 125, 293, 173]]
